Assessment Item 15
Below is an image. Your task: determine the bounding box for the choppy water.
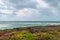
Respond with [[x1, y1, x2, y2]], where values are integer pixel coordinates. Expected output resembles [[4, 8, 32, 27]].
[[0, 21, 60, 30]]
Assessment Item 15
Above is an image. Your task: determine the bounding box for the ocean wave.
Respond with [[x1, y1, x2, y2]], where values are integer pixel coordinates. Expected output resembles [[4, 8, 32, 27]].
[[0, 24, 9, 27]]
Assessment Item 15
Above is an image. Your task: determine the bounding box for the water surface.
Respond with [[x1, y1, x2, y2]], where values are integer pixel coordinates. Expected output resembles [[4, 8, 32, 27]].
[[0, 21, 60, 30]]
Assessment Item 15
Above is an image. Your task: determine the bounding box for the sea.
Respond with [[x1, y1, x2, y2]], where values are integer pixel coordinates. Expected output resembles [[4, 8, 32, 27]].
[[0, 21, 60, 30]]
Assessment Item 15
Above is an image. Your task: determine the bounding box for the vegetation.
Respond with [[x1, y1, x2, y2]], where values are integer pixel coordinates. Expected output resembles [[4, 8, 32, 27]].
[[0, 25, 60, 40]]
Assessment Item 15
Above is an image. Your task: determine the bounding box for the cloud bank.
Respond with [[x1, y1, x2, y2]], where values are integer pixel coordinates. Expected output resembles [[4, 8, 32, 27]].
[[0, 0, 60, 21]]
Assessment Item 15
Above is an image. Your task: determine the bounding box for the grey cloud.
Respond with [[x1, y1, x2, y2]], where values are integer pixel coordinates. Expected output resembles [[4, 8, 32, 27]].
[[44, 0, 60, 8], [3, 0, 37, 10]]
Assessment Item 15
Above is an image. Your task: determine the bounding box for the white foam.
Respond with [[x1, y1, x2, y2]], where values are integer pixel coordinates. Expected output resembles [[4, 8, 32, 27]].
[[0, 24, 9, 27]]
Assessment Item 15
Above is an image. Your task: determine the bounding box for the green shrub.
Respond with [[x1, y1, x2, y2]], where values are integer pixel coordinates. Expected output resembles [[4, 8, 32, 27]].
[[34, 33, 55, 40], [2, 37, 9, 40], [14, 30, 34, 40], [20, 33, 34, 40], [41, 28, 48, 32], [13, 36, 19, 40]]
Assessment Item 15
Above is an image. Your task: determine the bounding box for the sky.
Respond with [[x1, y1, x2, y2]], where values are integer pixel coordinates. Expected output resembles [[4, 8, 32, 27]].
[[0, 0, 60, 21]]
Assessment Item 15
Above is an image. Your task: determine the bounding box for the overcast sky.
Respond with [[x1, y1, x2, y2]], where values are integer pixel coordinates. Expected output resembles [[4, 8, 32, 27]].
[[0, 0, 60, 21]]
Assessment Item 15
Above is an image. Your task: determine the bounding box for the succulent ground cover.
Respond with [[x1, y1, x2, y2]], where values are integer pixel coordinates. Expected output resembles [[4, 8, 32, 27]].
[[0, 25, 60, 40]]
